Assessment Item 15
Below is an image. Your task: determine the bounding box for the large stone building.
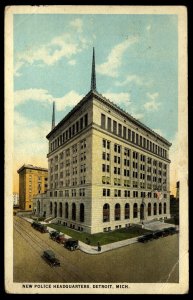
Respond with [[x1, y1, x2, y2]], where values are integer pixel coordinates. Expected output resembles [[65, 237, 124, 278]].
[[17, 164, 48, 210], [43, 49, 171, 234]]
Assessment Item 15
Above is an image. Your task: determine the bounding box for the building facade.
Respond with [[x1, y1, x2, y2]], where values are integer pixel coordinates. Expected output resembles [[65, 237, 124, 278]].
[[45, 49, 171, 234], [13, 192, 19, 206], [17, 164, 48, 210]]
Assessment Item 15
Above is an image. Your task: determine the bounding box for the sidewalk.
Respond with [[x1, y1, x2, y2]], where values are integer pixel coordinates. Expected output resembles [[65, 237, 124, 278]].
[[19, 216, 177, 255], [78, 236, 139, 255]]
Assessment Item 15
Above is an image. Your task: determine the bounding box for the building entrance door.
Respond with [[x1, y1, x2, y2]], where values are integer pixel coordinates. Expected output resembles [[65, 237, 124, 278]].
[[140, 204, 145, 220]]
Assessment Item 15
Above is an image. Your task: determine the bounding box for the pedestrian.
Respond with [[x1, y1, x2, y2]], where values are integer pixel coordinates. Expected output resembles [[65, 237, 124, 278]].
[[97, 242, 101, 252]]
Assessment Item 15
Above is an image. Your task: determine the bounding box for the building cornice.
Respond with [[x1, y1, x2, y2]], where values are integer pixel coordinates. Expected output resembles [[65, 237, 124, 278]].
[[17, 164, 48, 174], [46, 90, 171, 147]]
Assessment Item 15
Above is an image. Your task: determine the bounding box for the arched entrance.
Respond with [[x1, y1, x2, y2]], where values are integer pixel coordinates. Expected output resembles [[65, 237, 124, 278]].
[[115, 203, 120, 221], [125, 203, 130, 219], [37, 200, 40, 215], [59, 202, 62, 217], [140, 203, 145, 220], [103, 203, 110, 222], [133, 203, 138, 218], [65, 202, 68, 218], [80, 203, 84, 222], [54, 202, 57, 218], [50, 202, 53, 215], [72, 203, 76, 220], [148, 203, 151, 216]]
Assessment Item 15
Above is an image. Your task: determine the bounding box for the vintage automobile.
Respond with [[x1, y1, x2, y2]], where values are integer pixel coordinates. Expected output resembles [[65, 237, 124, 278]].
[[153, 230, 164, 239], [138, 233, 154, 243], [49, 231, 66, 244], [64, 239, 79, 251], [49, 231, 60, 240], [31, 222, 48, 233], [42, 250, 60, 267], [163, 227, 177, 235]]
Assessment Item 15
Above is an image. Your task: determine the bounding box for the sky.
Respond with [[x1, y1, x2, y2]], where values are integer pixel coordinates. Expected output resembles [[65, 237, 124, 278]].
[[13, 13, 178, 195]]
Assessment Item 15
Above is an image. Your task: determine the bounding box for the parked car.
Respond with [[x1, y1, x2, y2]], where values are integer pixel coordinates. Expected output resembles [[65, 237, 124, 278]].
[[166, 227, 177, 235], [153, 230, 164, 239], [138, 233, 154, 243], [64, 239, 79, 251], [31, 222, 48, 233], [49, 231, 60, 240], [49, 231, 66, 244], [42, 250, 60, 267]]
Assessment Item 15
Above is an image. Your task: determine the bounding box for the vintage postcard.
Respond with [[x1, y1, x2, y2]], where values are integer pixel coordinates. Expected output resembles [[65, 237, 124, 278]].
[[5, 5, 188, 294]]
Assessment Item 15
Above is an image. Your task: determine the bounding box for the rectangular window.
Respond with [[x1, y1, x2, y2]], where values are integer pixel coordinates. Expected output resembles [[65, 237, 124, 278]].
[[102, 152, 106, 160], [107, 117, 111, 131], [113, 120, 117, 134], [107, 153, 110, 161], [102, 164, 106, 172], [72, 124, 75, 136], [76, 121, 79, 133], [123, 126, 126, 139], [107, 141, 110, 149], [101, 114, 106, 129], [84, 114, 88, 127], [69, 127, 72, 138], [106, 165, 110, 173], [128, 129, 131, 141], [80, 117, 83, 130], [103, 139, 106, 148], [132, 131, 135, 143], [136, 134, 138, 145], [118, 124, 122, 137]]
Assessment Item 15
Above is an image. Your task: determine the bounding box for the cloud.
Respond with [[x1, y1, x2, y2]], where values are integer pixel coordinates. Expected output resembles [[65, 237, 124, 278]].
[[55, 91, 83, 111], [14, 20, 88, 76], [152, 128, 164, 136], [68, 59, 76, 66], [69, 18, 83, 33], [146, 24, 151, 31], [96, 37, 138, 78], [116, 74, 152, 87], [14, 88, 83, 112], [143, 92, 161, 111], [103, 92, 131, 106], [14, 89, 53, 106]]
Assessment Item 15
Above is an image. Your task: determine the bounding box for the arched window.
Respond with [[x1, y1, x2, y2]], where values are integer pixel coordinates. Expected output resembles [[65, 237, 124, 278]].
[[50, 202, 53, 215], [125, 203, 130, 219], [133, 203, 138, 218], [37, 200, 40, 214], [164, 202, 167, 214], [148, 203, 151, 216], [65, 202, 68, 218], [103, 203, 110, 222], [54, 202, 57, 218], [115, 203, 121, 220], [153, 203, 157, 215], [159, 203, 162, 214], [140, 203, 144, 220], [80, 203, 84, 222], [59, 202, 62, 217], [72, 203, 76, 220]]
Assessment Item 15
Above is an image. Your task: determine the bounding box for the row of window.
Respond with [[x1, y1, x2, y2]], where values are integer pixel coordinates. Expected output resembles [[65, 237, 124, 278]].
[[101, 115, 168, 159], [50, 118, 88, 152], [50, 188, 86, 197], [102, 140, 167, 167], [49, 202, 85, 222], [102, 188, 167, 198], [103, 202, 167, 222]]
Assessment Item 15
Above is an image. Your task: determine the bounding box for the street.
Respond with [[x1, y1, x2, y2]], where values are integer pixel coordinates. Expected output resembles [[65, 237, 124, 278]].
[[13, 216, 179, 283]]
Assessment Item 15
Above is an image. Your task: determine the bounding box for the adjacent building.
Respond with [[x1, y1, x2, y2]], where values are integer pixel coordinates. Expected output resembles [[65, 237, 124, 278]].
[[13, 192, 19, 206], [17, 164, 48, 210], [44, 49, 171, 234]]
